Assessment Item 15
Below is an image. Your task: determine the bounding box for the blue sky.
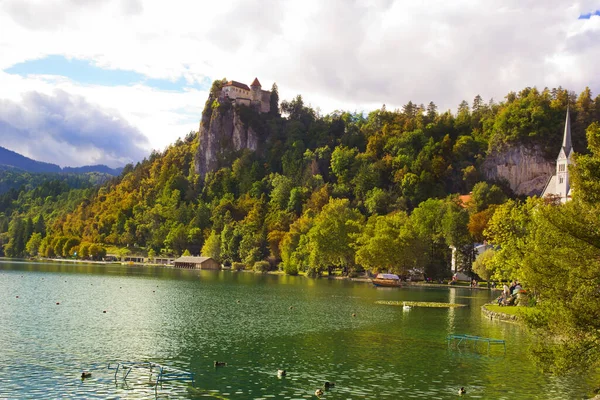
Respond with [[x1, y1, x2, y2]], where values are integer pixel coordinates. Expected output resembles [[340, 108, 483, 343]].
[[0, 0, 599, 167], [579, 9, 600, 19], [5, 55, 212, 91]]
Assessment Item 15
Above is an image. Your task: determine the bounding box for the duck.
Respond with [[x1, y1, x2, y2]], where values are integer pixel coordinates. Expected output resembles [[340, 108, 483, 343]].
[[324, 381, 335, 389], [403, 302, 411, 310], [277, 369, 286, 377], [81, 372, 92, 379], [458, 387, 466, 395], [315, 388, 324, 397], [214, 361, 227, 367]]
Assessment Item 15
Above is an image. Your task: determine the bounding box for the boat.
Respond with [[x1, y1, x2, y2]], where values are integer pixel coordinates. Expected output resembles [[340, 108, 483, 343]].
[[372, 273, 401, 287]]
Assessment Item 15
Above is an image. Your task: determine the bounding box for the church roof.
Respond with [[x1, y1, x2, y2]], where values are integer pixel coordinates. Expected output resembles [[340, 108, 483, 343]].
[[560, 107, 572, 158], [251, 77, 261, 87], [541, 175, 557, 198], [224, 81, 250, 91]]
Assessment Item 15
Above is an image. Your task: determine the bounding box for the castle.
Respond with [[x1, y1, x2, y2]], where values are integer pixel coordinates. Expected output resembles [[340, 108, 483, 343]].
[[220, 78, 271, 113], [541, 108, 573, 203]]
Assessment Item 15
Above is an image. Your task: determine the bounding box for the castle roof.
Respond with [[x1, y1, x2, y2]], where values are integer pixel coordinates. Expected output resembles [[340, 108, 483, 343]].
[[224, 81, 250, 91], [560, 107, 572, 158], [251, 77, 261, 87]]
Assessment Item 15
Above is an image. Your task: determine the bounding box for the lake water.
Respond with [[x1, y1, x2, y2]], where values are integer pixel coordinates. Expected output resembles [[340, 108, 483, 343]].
[[0, 260, 594, 399]]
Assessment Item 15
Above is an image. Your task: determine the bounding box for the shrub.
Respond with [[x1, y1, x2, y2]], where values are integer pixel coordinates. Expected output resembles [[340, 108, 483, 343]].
[[232, 262, 245, 271], [282, 262, 298, 276], [253, 261, 271, 273]]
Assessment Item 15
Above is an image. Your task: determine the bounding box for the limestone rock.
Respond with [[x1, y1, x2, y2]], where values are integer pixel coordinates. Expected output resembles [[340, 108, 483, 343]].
[[195, 102, 260, 178], [482, 146, 554, 196]]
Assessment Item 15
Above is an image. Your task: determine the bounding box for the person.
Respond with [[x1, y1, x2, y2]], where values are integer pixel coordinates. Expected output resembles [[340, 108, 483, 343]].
[[503, 284, 510, 296], [509, 281, 516, 294], [514, 281, 522, 293], [497, 292, 505, 305]]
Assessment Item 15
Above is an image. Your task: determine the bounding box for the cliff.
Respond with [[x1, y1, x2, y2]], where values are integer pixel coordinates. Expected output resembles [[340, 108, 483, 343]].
[[195, 101, 259, 178], [482, 146, 554, 196]]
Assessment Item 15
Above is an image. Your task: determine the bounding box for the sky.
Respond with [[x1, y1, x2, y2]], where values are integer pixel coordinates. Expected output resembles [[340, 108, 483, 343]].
[[0, 0, 599, 168]]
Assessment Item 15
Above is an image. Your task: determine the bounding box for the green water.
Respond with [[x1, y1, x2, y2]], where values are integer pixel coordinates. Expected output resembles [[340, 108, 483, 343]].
[[0, 260, 594, 399]]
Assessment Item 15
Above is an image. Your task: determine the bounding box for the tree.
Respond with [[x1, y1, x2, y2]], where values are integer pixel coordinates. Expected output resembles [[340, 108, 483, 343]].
[[470, 182, 506, 212], [521, 201, 600, 373], [516, 119, 600, 374], [484, 198, 539, 280], [472, 248, 495, 281], [270, 82, 279, 116], [34, 215, 46, 237], [201, 230, 221, 262], [25, 232, 42, 257], [354, 212, 425, 276], [570, 122, 600, 204], [88, 244, 106, 261], [306, 198, 362, 276]]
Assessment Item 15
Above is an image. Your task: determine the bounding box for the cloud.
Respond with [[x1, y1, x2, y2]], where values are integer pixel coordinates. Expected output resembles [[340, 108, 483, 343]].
[[0, 0, 599, 156], [0, 90, 151, 167]]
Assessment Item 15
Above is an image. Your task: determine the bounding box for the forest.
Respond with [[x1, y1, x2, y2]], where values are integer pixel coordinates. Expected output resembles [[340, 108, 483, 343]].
[[1, 84, 600, 281], [3, 83, 600, 372]]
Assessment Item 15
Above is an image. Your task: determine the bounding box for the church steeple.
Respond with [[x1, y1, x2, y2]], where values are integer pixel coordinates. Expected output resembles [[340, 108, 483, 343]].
[[561, 107, 572, 157]]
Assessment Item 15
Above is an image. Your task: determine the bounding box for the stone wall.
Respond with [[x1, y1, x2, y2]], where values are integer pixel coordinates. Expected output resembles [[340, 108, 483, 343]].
[[481, 304, 519, 322], [482, 145, 555, 196]]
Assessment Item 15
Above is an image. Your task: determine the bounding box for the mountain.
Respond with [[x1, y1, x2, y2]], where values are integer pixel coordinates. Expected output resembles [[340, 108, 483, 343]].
[[0, 146, 122, 175]]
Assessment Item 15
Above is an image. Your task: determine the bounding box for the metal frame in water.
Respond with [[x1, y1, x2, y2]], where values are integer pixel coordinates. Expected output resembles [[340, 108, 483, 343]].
[[446, 334, 506, 354], [107, 361, 195, 396]]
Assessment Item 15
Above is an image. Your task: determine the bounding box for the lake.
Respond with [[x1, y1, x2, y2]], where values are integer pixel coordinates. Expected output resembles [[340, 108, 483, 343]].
[[0, 260, 594, 399]]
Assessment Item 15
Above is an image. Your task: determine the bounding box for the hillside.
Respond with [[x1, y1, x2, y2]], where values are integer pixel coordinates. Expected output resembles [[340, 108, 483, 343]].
[[1, 84, 599, 277], [0, 146, 123, 175]]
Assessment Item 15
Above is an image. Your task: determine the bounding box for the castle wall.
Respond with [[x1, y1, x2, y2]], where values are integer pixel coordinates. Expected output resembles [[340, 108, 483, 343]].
[[223, 85, 250, 100], [260, 91, 270, 113]]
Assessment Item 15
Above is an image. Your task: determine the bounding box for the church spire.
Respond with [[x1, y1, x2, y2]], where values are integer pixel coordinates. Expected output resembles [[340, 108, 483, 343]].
[[562, 106, 572, 156]]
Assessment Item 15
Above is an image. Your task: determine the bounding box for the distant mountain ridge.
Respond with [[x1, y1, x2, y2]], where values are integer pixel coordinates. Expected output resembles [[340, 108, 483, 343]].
[[0, 146, 122, 175]]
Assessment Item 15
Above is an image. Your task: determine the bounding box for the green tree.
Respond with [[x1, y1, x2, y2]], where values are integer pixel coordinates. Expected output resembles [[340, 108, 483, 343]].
[[355, 212, 425, 276], [25, 232, 42, 257], [521, 201, 600, 373], [484, 198, 540, 281], [472, 248, 495, 281], [201, 230, 221, 261], [306, 198, 362, 276]]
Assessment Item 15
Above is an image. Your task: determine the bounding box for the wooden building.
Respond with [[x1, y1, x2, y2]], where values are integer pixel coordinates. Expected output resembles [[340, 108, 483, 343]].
[[173, 256, 220, 270]]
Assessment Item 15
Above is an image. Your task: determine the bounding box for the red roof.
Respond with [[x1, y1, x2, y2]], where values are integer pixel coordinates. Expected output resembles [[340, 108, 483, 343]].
[[251, 77, 261, 87], [223, 81, 250, 91], [458, 193, 472, 207]]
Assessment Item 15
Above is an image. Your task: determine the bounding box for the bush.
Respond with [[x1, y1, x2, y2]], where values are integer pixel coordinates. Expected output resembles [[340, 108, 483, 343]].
[[282, 262, 298, 276], [232, 262, 245, 271], [253, 261, 271, 273]]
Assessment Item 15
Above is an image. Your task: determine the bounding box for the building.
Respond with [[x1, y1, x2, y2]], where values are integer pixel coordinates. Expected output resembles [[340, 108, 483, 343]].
[[173, 256, 221, 270], [541, 109, 573, 203], [221, 78, 271, 113]]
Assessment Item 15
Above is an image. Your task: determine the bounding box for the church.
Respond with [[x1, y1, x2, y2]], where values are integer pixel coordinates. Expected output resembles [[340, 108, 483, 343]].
[[541, 109, 573, 203]]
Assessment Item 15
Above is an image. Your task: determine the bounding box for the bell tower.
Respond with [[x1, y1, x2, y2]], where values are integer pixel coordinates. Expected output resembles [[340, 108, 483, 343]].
[[555, 108, 572, 203]]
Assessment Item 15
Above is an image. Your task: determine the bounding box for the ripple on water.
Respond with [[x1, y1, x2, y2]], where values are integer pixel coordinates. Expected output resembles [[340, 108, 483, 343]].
[[0, 265, 595, 399]]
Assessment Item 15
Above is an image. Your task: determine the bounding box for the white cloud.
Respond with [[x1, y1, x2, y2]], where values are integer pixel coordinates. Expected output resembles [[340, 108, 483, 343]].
[[0, 0, 599, 164]]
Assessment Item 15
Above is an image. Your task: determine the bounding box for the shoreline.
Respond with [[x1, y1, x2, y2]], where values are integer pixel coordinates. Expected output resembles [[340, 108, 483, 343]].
[[2, 257, 498, 291]]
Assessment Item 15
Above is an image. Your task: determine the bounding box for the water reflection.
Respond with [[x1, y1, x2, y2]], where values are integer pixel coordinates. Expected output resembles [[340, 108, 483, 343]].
[[0, 260, 594, 399]]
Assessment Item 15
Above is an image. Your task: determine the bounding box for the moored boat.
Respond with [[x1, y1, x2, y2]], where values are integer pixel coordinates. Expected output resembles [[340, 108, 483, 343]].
[[372, 273, 401, 287]]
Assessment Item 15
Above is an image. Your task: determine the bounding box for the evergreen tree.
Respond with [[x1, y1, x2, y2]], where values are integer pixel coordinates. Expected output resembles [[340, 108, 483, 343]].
[[270, 82, 279, 116]]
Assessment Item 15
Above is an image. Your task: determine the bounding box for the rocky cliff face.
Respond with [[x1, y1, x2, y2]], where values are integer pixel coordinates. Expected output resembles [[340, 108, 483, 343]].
[[482, 146, 555, 196], [195, 103, 258, 178]]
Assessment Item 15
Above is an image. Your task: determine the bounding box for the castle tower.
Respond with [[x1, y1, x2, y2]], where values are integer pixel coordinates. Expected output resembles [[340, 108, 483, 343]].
[[250, 77, 261, 102], [555, 108, 573, 203]]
